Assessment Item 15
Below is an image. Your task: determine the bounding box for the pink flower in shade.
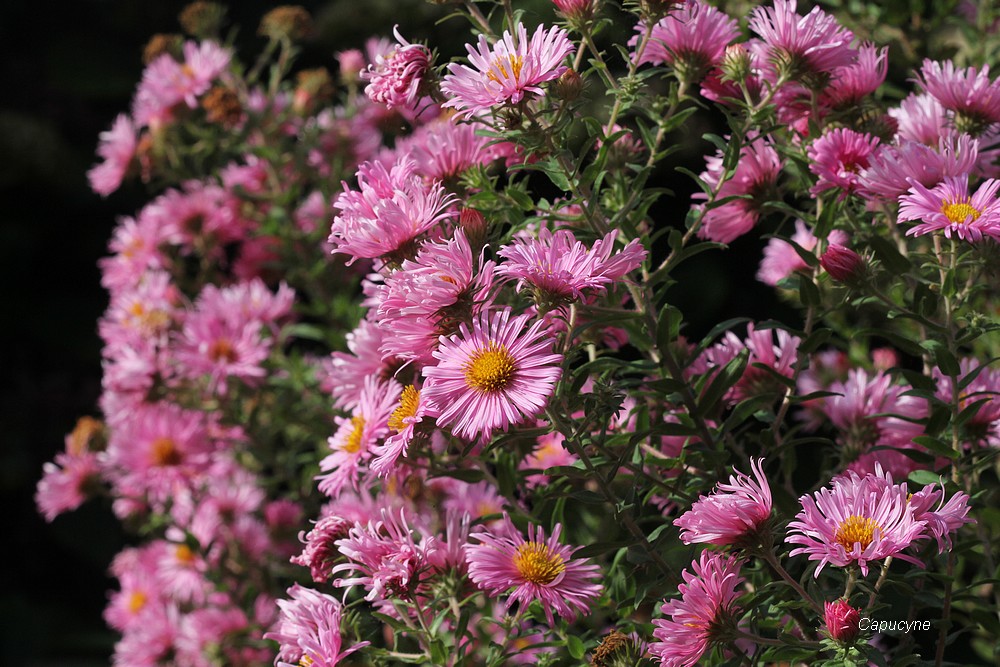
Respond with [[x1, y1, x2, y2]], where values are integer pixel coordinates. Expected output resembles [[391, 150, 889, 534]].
[[88, 114, 137, 196], [891, 93, 949, 145], [858, 134, 980, 202], [756, 219, 849, 286], [748, 0, 856, 80], [362, 26, 432, 110], [701, 324, 801, 405], [495, 228, 646, 304], [337, 49, 366, 83], [553, 0, 597, 23], [398, 115, 500, 181], [331, 508, 438, 602], [35, 449, 102, 522], [694, 135, 783, 243], [898, 174, 1000, 242], [195, 278, 295, 331], [291, 515, 353, 583], [649, 551, 744, 667], [785, 467, 927, 577], [823, 44, 888, 108], [520, 430, 578, 489], [933, 360, 1000, 447], [633, 0, 741, 76], [370, 384, 435, 477], [376, 229, 496, 365], [807, 128, 882, 197], [323, 319, 394, 411], [824, 599, 861, 643], [464, 515, 602, 626], [674, 458, 773, 547], [330, 156, 457, 264], [813, 368, 926, 476], [916, 59, 1000, 127], [441, 23, 574, 118], [266, 584, 369, 667], [317, 377, 402, 499], [422, 307, 563, 441]]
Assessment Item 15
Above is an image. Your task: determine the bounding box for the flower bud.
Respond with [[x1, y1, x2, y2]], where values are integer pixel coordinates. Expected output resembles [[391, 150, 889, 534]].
[[142, 34, 184, 64], [337, 49, 366, 86], [555, 69, 584, 101], [178, 2, 227, 38], [720, 44, 752, 83], [258, 5, 313, 42], [553, 0, 599, 25], [460, 208, 489, 252], [824, 599, 861, 644], [820, 244, 864, 283], [590, 630, 654, 667], [202, 86, 242, 126], [293, 68, 334, 115]]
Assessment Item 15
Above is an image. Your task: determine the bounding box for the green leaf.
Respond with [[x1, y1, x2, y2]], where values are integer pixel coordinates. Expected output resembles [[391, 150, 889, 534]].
[[566, 634, 586, 660]]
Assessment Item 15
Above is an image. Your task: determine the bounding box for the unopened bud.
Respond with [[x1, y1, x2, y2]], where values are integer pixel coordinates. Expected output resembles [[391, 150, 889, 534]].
[[820, 243, 864, 283], [460, 208, 489, 251], [720, 43, 752, 83], [337, 49, 366, 86], [553, 0, 599, 25], [259, 5, 313, 42], [591, 630, 654, 667], [293, 68, 334, 114], [179, 2, 227, 38], [555, 69, 584, 101], [143, 34, 184, 64], [824, 599, 861, 644], [871, 347, 899, 371]]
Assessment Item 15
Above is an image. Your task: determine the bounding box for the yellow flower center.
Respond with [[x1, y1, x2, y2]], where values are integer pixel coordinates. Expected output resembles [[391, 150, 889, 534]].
[[941, 199, 981, 224], [127, 590, 147, 614], [512, 541, 565, 585], [388, 385, 420, 433], [834, 515, 880, 551], [464, 342, 516, 393], [298, 656, 314, 667], [175, 544, 195, 565], [342, 416, 366, 454], [486, 54, 524, 85], [151, 437, 182, 466]]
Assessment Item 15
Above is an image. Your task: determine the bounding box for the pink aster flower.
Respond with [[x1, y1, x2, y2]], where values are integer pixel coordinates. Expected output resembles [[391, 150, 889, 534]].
[[898, 174, 1000, 242], [520, 430, 578, 489], [441, 23, 574, 118], [133, 40, 231, 127], [331, 508, 438, 602], [317, 376, 401, 498], [748, 0, 856, 81], [362, 26, 432, 110], [807, 128, 882, 197], [695, 135, 783, 243], [174, 309, 271, 395], [35, 449, 102, 522], [495, 228, 647, 304], [370, 383, 434, 476], [916, 59, 1000, 128], [649, 551, 744, 667], [891, 92, 949, 145], [633, 0, 741, 76], [823, 44, 888, 108], [330, 156, 457, 263], [933, 360, 1000, 447], [422, 307, 563, 441], [88, 114, 137, 196], [291, 515, 353, 583], [464, 515, 602, 626], [398, 115, 500, 181], [701, 324, 801, 405], [757, 220, 849, 286], [266, 584, 368, 667], [323, 319, 393, 411], [674, 458, 772, 547], [908, 483, 973, 552], [785, 467, 927, 576], [858, 134, 980, 202]]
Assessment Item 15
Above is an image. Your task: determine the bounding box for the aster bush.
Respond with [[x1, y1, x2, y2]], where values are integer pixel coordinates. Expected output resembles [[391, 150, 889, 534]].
[[41, 0, 1000, 665]]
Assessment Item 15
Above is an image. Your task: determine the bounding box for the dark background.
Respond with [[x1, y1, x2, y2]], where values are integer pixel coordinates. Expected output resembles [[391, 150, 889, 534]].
[[0, 1, 790, 665]]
